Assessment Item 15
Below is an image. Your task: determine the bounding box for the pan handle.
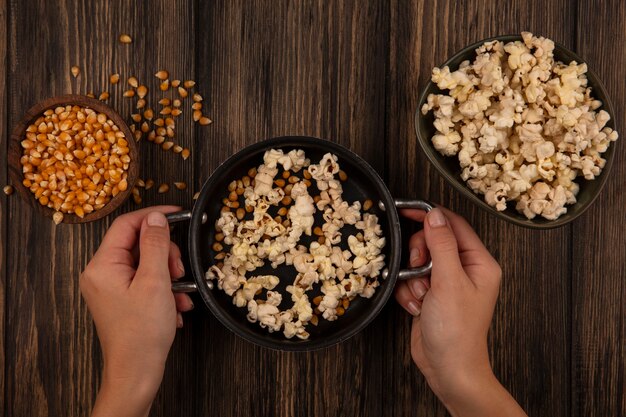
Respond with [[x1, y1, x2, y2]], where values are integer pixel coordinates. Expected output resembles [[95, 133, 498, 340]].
[[379, 198, 433, 280], [165, 210, 211, 292], [171, 281, 198, 292], [166, 210, 193, 223], [166, 210, 209, 225]]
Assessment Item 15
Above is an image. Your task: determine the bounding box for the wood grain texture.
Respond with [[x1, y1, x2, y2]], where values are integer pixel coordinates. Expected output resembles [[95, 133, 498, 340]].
[[188, 2, 390, 416], [5, 0, 196, 416], [386, 1, 575, 416], [136, 1, 199, 416], [0, 0, 7, 414], [2, 1, 624, 417], [572, 1, 626, 416], [6, 2, 110, 415]]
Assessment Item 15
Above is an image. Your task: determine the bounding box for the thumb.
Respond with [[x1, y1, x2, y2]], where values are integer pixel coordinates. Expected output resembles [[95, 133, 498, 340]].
[[424, 208, 464, 281], [135, 211, 172, 286]]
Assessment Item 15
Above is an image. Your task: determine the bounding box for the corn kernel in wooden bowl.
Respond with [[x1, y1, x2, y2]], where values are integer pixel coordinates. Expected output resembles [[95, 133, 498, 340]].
[[8, 95, 139, 224]]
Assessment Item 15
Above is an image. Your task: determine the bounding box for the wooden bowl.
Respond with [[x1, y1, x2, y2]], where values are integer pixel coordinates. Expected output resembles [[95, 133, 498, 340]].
[[8, 95, 139, 224], [415, 35, 619, 229]]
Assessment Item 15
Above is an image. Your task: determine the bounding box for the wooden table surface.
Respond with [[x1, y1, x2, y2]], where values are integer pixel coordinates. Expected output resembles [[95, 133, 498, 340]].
[[1, 1, 624, 416]]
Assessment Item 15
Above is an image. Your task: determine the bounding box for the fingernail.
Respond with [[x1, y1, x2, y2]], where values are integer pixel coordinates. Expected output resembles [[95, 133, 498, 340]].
[[409, 247, 420, 266], [190, 301, 195, 310], [427, 208, 446, 228], [411, 279, 428, 300], [407, 301, 421, 317], [147, 211, 168, 227], [176, 312, 183, 328], [176, 258, 185, 275]]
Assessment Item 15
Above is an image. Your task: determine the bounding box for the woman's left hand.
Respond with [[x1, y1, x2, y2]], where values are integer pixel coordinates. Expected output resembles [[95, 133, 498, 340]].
[[80, 207, 194, 417]]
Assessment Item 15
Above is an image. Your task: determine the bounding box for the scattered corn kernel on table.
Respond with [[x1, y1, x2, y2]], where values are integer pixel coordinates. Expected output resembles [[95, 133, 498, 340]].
[[1, 1, 624, 416]]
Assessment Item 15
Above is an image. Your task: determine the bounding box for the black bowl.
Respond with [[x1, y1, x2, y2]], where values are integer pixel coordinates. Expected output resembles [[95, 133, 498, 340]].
[[415, 35, 619, 229]]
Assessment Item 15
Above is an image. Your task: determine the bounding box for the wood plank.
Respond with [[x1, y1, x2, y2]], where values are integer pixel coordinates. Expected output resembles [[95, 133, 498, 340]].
[[386, 0, 575, 416], [7, 2, 93, 414], [133, 2, 198, 417], [6, 1, 112, 415], [0, 0, 7, 415], [5, 1, 196, 415], [573, 1, 626, 416], [189, 1, 390, 416]]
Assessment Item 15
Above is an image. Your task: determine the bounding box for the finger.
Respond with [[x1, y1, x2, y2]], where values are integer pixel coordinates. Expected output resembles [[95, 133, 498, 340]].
[[175, 293, 195, 312], [423, 208, 465, 283], [408, 230, 429, 267], [134, 211, 173, 288], [437, 207, 491, 257], [407, 277, 430, 301], [169, 242, 186, 280], [401, 210, 430, 267], [404, 206, 489, 258], [176, 312, 183, 328], [394, 281, 422, 317], [434, 207, 500, 287], [400, 208, 427, 223], [97, 205, 181, 256]]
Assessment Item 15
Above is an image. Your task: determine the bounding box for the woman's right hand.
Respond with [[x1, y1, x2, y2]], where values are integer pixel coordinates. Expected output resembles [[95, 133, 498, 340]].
[[395, 207, 527, 417]]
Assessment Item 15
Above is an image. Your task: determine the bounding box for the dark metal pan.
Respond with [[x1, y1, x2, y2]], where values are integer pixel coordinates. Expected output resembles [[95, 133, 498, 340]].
[[168, 136, 432, 351]]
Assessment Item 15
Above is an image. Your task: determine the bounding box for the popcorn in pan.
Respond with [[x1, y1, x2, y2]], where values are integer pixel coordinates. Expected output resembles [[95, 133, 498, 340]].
[[207, 149, 385, 339]]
